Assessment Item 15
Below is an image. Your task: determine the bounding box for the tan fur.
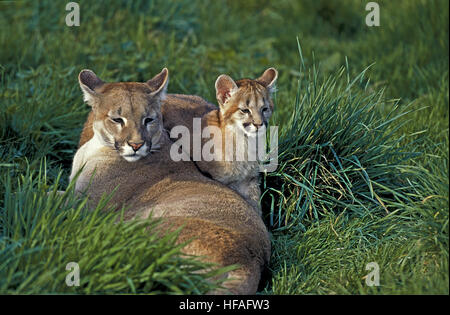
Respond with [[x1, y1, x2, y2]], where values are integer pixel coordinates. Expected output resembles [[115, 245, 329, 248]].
[[71, 70, 270, 295], [76, 69, 278, 216]]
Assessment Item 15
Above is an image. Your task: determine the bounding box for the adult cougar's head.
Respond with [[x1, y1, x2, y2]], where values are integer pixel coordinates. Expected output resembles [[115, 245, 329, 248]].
[[78, 68, 169, 162], [215, 68, 278, 136]]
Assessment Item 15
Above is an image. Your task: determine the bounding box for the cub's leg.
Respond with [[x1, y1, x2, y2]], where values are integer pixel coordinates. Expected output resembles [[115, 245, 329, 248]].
[[229, 178, 262, 216]]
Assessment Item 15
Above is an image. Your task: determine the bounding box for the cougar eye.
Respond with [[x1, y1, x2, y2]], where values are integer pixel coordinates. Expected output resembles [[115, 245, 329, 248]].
[[111, 117, 124, 125], [262, 107, 268, 112], [144, 117, 155, 125], [240, 109, 250, 114]]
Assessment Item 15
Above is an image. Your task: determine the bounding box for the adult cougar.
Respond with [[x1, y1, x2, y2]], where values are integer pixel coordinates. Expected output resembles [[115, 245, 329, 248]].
[[71, 68, 270, 294]]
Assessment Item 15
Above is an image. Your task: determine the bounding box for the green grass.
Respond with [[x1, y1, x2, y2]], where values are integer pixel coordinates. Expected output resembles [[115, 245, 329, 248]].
[[0, 0, 448, 294], [0, 163, 231, 294]]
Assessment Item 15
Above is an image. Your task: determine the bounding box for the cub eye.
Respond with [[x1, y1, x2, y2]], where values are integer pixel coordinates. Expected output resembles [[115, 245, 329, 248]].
[[262, 107, 269, 112], [144, 117, 155, 125], [111, 118, 124, 125], [240, 109, 250, 114]]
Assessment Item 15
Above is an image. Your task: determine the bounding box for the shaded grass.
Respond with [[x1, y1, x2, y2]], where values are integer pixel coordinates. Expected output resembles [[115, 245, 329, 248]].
[[267, 145, 448, 294]]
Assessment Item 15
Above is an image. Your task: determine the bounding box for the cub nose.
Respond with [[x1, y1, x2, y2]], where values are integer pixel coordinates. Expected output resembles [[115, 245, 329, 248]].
[[253, 122, 264, 129], [128, 141, 144, 152]]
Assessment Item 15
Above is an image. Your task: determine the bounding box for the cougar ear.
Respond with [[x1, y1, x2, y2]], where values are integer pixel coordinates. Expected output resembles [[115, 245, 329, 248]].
[[215, 74, 238, 107], [78, 69, 104, 106], [146, 68, 169, 100], [256, 67, 278, 93]]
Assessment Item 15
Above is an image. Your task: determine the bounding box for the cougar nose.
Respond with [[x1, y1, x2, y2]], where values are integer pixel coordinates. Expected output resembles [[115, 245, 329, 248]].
[[128, 141, 144, 152]]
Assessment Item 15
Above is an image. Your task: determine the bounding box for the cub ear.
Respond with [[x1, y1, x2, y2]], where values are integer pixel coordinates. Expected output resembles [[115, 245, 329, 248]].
[[256, 67, 278, 93], [78, 69, 104, 106], [215, 74, 238, 107], [146, 68, 169, 100]]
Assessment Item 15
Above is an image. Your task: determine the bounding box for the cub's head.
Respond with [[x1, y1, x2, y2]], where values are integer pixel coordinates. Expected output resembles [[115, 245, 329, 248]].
[[215, 67, 278, 135], [78, 68, 169, 162]]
